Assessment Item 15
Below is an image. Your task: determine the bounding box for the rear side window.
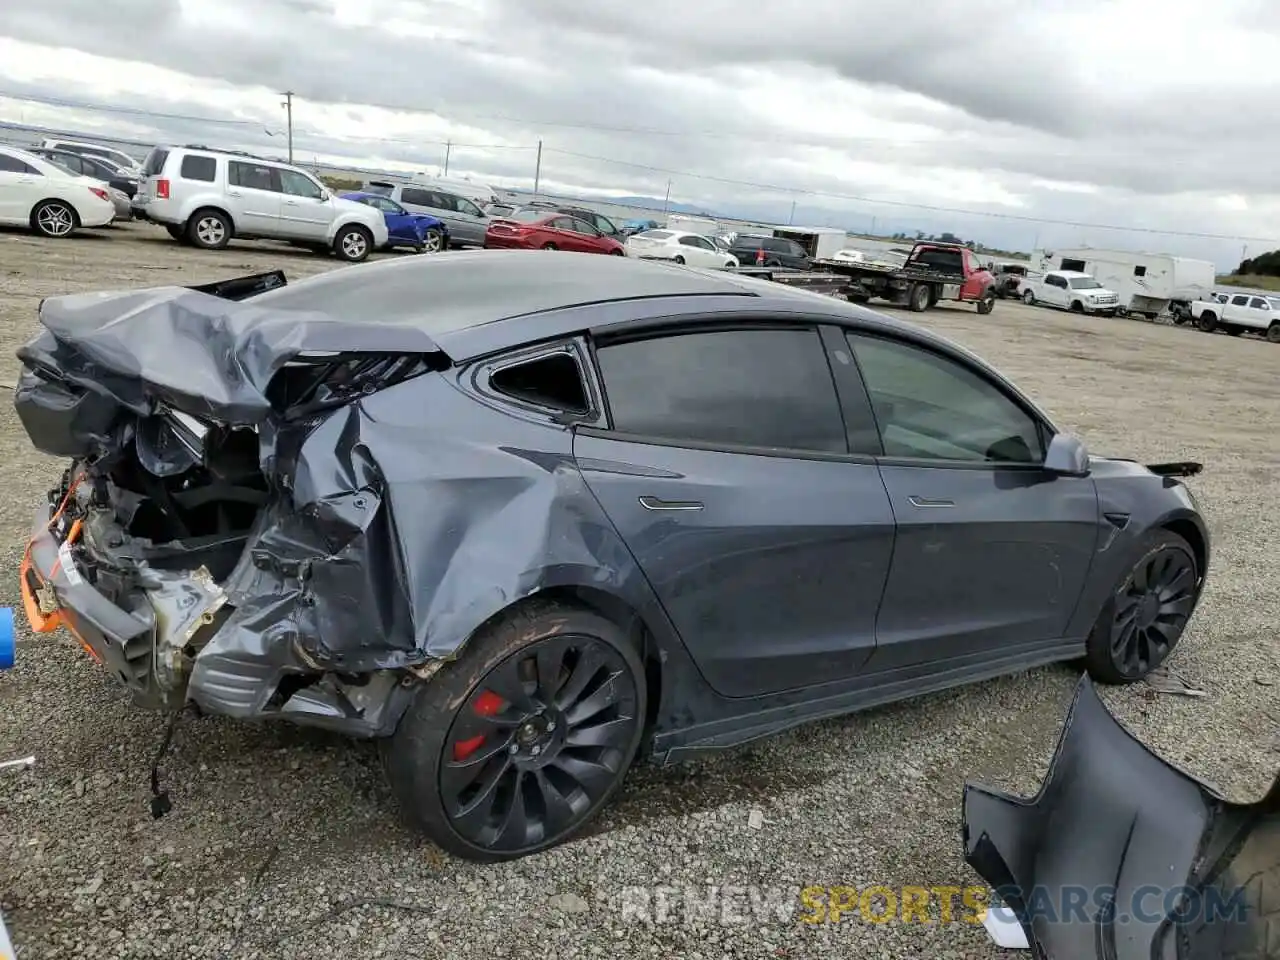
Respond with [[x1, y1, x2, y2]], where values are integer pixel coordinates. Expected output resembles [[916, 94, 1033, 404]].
[[228, 161, 280, 192], [489, 353, 589, 415], [141, 148, 169, 177], [596, 328, 846, 454], [400, 187, 435, 207], [179, 155, 216, 182], [0, 154, 38, 174]]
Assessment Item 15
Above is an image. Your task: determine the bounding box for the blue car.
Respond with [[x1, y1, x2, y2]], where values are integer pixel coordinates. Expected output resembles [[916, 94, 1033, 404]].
[[341, 192, 449, 253]]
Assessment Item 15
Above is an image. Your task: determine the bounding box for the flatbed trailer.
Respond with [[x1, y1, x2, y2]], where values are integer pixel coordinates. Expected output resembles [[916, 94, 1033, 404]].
[[731, 265, 851, 296]]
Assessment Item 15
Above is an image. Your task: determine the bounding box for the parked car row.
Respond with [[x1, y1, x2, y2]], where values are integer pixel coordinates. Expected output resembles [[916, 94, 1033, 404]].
[[0, 144, 118, 237]]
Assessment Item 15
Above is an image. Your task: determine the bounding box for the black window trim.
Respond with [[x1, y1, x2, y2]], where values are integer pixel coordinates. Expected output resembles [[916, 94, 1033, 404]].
[[842, 328, 1055, 472], [580, 316, 863, 463], [471, 338, 603, 426]]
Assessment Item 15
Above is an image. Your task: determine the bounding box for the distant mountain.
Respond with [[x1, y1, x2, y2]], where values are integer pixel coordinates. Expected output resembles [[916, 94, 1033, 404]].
[[607, 196, 718, 216]]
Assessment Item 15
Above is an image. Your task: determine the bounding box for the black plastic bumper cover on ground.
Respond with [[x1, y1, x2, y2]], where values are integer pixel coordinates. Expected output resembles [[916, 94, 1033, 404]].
[[962, 675, 1280, 959]]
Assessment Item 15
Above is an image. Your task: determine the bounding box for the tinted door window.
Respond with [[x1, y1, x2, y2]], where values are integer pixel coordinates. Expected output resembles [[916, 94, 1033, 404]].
[[455, 197, 483, 217], [849, 333, 1044, 463], [1230, 295, 1250, 306], [228, 162, 280, 192], [597, 328, 846, 454], [141, 148, 170, 176], [1251, 297, 1269, 309], [179, 155, 217, 182], [429, 192, 459, 212]]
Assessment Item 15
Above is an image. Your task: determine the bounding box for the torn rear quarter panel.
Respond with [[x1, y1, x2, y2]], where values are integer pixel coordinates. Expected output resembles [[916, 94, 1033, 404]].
[[16, 285, 669, 735], [962, 675, 1279, 959]]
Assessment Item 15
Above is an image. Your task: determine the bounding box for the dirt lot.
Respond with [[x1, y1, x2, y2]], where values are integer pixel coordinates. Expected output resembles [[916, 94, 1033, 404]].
[[1, 220, 1278, 959]]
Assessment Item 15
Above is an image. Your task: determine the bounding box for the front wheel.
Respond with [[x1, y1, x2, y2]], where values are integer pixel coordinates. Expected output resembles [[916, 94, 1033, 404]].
[[1267, 324, 1280, 343], [672, 255, 685, 265], [1083, 529, 1199, 685], [541, 242, 558, 251], [333, 224, 373, 262], [1022, 289, 1036, 305], [31, 200, 78, 238], [976, 294, 995, 315], [1197, 312, 1218, 333], [420, 227, 444, 253], [383, 601, 646, 862]]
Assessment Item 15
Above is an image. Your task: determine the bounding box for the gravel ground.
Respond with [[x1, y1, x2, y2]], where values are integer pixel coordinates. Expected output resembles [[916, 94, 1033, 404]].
[[1, 221, 1277, 959]]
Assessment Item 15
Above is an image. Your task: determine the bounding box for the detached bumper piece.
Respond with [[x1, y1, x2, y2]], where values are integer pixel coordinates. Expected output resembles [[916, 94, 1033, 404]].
[[962, 675, 1280, 959]]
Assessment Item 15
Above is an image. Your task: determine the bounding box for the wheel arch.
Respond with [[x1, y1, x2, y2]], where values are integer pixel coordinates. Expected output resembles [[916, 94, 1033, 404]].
[[443, 583, 669, 750], [1161, 515, 1208, 585], [29, 197, 81, 228]]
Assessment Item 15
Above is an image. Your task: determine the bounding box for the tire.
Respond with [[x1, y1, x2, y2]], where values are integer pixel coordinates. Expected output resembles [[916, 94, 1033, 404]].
[[672, 255, 685, 265], [187, 209, 231, 250], [1267, 324, 1280, 343], [383, 600, 646, 862], [541, 243, 558, 251], [1083, 529, 1199, 685], [1197, 312, 1218, 333], [333, 224, 373, 262], [609, 249, 624, 256], [724, 261, 736, 269], [976, 294, 995, 315], [31, 200, 78, 238], [1070, 300, 1084, 313], [908, 282, 931, 312], [1022, 289, 1035, 305], [420, 228, 444, 254]]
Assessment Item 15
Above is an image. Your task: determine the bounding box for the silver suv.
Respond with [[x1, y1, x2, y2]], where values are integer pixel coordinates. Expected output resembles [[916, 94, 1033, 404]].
[[364, 180, 488, 247], [135, 146, 388, 262]]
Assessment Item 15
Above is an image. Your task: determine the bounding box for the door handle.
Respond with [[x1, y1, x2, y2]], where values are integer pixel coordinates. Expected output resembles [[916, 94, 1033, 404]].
[[907, 496, 954, 508], [639, 495, 703, 511], [227, 191, 242, 197]]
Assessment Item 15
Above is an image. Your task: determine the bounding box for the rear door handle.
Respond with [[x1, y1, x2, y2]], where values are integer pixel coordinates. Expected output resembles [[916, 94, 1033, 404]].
[[908, 496, 954, 508], [639, 495, 703, 511]]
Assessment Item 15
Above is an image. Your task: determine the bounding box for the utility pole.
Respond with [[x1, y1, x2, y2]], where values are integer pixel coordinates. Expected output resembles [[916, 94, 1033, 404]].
[[281, 91, 294, 164], [788, 199, 796, 225], [443, 141, 451, 177], [533, 139, 542, 195], [662, 179, 671, 216]]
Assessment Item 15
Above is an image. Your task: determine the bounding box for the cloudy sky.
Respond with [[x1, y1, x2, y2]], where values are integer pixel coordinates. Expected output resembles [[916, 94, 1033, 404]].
[[2, 0, 1278, 267]]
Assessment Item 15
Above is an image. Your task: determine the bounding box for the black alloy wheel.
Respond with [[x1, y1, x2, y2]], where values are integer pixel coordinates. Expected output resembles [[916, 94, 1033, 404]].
[[1085, 531, 1198, 683], [384, 602, 645, 862]]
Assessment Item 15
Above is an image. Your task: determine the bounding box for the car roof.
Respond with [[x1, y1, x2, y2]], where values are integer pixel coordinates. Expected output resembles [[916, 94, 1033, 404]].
[[1049, 270, 1092, 278], [247, 248, 972, 363]]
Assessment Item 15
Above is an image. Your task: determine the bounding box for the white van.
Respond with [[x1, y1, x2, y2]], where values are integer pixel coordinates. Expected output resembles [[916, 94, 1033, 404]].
[[40, 138, 142, 176]]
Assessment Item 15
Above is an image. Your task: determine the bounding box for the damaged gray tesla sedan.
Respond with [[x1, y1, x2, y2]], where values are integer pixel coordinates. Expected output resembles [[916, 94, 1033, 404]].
[[14, 250, 1209, 861]]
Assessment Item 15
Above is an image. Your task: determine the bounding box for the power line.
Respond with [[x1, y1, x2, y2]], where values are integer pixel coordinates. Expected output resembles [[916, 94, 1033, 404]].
[[545, 147, 1280, 243]]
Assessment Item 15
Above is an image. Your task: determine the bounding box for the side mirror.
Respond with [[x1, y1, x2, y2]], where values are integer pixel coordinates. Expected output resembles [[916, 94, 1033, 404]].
[[1044, 432, 1090, 477]]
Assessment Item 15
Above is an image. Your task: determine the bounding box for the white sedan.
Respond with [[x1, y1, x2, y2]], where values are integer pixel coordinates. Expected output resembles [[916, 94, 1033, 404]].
[[625, 229, 740, 269], [0, 144, 116, 237]]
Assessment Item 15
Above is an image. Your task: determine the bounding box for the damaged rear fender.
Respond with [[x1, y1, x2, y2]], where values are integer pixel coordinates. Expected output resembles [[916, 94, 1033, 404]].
[[962, 675, 1280, 958], [189, 372, 695, 732]]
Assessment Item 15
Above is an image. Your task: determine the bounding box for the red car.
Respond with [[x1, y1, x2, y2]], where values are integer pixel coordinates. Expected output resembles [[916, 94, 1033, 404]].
[[484, 209, 626, 255]]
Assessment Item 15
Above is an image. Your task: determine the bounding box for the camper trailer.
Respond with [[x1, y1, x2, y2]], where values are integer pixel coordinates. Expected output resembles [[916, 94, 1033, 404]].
[[773, 226, 849, 262], [1030, 248, 1216, 319]]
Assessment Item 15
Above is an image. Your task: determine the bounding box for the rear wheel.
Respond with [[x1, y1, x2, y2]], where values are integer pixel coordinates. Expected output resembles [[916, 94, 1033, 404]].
[[187, 209, 231, 250], [31, 200, 78, 238], [541, 242, 558, 251], [908, 282, 931, 312], [383, 601, 645, 862], [672, 255, 685, 265], [1083, 529, 1199, 684]]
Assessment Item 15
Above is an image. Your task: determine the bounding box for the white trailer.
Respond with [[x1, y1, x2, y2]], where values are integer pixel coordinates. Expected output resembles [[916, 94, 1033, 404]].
[[773, 226, 848, 261], [1030, 247, 1216, 319], [664, 214, 721, 236]]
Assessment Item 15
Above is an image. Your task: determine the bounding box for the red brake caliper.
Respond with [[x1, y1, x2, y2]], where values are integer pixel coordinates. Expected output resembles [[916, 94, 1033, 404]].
[[453, 690, 505, 761]]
